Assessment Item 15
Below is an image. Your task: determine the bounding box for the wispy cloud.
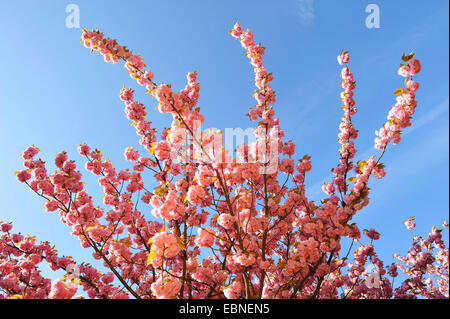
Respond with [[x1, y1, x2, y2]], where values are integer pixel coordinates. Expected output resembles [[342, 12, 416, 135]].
[[295, 74, 336, 118], [403, 98, 449, 136], [297, 0, 315, 26], [306, 98, 449, 200]]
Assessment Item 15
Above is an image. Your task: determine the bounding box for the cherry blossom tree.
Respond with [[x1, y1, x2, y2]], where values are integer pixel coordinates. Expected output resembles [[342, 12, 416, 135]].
[[2, 23, 448, 299]]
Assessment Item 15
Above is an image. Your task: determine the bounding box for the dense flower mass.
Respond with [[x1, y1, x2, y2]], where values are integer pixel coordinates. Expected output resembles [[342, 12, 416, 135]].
[[2, 23, 448, 300]]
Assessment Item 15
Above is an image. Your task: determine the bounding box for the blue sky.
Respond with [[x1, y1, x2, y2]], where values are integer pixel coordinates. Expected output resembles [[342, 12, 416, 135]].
[[0, 0, 448, 285]]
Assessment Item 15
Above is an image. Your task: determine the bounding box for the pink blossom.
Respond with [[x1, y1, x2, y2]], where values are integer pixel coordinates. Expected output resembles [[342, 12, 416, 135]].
[[337, 52, 350, 65], [151, 278, 181, 299], [48, 279, 77, 299], [195, 228, 215, 247], [407, 59, 421, 76], [187, 185, 206, 206], [16, 170, 32, 183]]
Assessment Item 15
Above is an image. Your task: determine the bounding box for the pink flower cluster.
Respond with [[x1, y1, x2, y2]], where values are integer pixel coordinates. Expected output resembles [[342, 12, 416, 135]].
[[0, 222, 127, 299], [149, 232, 180, 268], [151, 277, 181, 299], [5, 23, 445, 300], [324, 52, 358, 200], [375, 57, 421, 149], [81, 29, 154, 92], [48, 279, 78, 299], [393, 221, 448, 298]]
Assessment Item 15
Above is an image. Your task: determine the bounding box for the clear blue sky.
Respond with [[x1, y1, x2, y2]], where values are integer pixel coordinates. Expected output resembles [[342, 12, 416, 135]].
[[0, 0, 448, 283]]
